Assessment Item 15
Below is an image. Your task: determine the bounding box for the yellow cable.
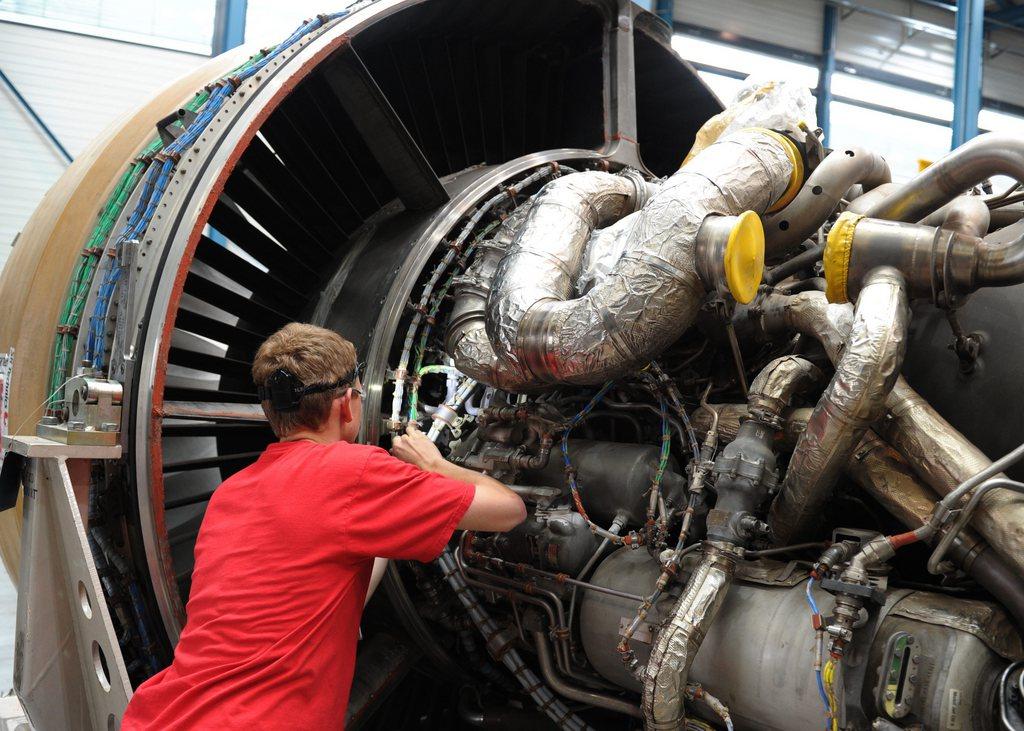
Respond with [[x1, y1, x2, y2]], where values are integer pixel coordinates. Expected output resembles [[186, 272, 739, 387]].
[[823, 659, 840, 731]]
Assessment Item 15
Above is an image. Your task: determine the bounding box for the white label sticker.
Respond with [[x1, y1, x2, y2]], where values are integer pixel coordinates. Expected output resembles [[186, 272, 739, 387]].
[[947, 687, 962, 730], [0, 348, 12, 471]]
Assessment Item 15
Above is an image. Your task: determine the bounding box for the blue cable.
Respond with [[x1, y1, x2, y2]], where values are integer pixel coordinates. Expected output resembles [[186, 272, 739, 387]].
[[805, 577, 832, 727], [84, 9, 355, 370]]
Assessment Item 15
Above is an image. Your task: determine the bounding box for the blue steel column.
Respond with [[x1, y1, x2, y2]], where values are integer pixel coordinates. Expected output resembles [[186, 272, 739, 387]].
[[636, 0, 673, 25], [212, 0, 248, 55], [655, 0, 674, 25], [0, 67, 72, 164], [816, 4, 838, 146], [951, 0, 984, 148]]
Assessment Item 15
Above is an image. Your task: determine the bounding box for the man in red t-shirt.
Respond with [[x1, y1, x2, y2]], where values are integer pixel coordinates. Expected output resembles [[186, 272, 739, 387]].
[[122, 323, 526, 730]]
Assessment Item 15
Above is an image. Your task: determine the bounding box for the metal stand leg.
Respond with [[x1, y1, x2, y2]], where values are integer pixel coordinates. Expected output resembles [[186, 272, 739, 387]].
[[5, 436, 131, 730]]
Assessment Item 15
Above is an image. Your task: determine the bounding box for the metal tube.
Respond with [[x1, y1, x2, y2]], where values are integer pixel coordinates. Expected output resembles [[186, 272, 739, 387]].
[[467, 551, 645, 603], [487, 169, 649, 380], [533, 631, 642, 719], [846, 181, 903, 215], [764, 244, 823, 285], [746, 355, 822, 423], [641, 544, 739, 729], [920, 194, 991, 237], [974, 230, 1024, 285], [769, 267, 910, 544], [436, 549, 590, 731], [837, 211, 1024, 301], [759, 288, 1024, 576], [881, 379, 1024, 576], [484, 128, 797, 386], [445, 202, 541, 391], [698, 410, 1024, 629], [863, 132, 1024, 223], [928, 476, 1024, 574], [763, 146, 890, 256]]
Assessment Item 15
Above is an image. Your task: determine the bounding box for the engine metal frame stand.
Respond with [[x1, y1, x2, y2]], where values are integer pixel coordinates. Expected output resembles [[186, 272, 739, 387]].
[[3, 435, 131, 731]]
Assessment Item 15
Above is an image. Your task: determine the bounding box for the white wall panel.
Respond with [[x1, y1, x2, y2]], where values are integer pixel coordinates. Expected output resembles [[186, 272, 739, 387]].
[[673, 0, 1024, 111], [0, 21, 206, 273], [833, 0, 955, 88], [674, 0, 822, 54]]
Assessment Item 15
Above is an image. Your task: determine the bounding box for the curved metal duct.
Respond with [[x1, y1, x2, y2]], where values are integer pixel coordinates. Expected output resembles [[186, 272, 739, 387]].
[[485, 128, 797, 386], [0, 1, 725, 725]]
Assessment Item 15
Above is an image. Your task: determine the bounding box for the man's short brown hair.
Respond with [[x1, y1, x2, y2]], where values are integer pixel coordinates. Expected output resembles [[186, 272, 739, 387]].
[[251, 323, 358, 438]]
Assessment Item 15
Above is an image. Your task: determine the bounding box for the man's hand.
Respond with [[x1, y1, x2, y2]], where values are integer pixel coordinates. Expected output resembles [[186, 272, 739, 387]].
[[390, 423, 526, 532], [390, 423, 445, 472]]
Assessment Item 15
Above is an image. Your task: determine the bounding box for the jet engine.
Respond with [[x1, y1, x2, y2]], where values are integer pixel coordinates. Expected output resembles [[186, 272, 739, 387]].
[[2, 1, 1024, 729]]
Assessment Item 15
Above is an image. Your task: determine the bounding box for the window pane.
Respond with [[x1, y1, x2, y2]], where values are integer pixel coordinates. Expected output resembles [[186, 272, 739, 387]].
[[697, 71, 745, 103], [980, 108, 1024, 136], [1, 0, 216, 51], [244, 0, 359, 47], [832, 72, 952, 122], [829, 101, 951, 181], [672, 33, 819, 92]]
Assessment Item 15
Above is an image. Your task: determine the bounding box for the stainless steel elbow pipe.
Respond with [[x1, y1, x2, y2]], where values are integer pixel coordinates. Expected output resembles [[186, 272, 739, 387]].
[[759, 287, 1024, 576], [763, 146, 890, 256], [864, 132, 1024, 223], [822, 211, 1024, 304], [769, 267, 910, 544], [487, 128, 800, 386], [920, 194, 991, 238]]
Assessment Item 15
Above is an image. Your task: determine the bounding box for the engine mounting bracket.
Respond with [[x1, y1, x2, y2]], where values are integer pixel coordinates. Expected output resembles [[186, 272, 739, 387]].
[[1, 434, 130, 731]]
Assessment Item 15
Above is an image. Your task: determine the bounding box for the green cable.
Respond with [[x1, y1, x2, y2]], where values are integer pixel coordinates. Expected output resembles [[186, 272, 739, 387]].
[[45, 50, 269, 412]]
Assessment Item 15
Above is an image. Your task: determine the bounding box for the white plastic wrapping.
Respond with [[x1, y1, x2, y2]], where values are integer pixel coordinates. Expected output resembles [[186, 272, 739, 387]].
[[684, 75, 817, 165]]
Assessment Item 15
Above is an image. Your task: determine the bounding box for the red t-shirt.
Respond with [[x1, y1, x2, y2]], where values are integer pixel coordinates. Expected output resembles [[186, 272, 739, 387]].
[[122, 440, 475, 730]]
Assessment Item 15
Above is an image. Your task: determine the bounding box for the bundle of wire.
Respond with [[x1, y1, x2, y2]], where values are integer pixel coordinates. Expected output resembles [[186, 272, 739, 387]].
[[805, 576, 839, 730], [65, 6, 363, 391]]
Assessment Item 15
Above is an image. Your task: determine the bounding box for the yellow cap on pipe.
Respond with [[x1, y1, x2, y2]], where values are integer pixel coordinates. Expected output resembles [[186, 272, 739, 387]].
[[724, 210, 766, 304]]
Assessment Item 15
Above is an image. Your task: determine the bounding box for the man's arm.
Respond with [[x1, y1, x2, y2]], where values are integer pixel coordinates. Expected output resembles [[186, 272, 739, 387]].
[[391, 424, 526, 533]]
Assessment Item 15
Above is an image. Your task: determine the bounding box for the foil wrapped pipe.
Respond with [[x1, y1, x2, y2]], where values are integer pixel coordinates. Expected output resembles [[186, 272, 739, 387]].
[[848, 434, 1024, 630], [637, 358, 821, 730], [486, 169, 652, 375], [445, 202, 541, 391], [864, 132, 1024, 223], [763, 145, 890, 257], [757, 289, 1024, 577], [746, 355, 823, 423], [641, 544, 739, 730], [881, 380, 1024, 577], [691, 404, 813, 450], [768, 266, 910, 545], [485, 128, 798, 386], [689, 405, 1024, 632]]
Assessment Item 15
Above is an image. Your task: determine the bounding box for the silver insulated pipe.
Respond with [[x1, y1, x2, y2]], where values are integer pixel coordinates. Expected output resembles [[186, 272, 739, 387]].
[[768, 267, 910, 544], [642, 544, 739, 730], [445, 202, 541, 391], [481, 128, 800, 386]]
